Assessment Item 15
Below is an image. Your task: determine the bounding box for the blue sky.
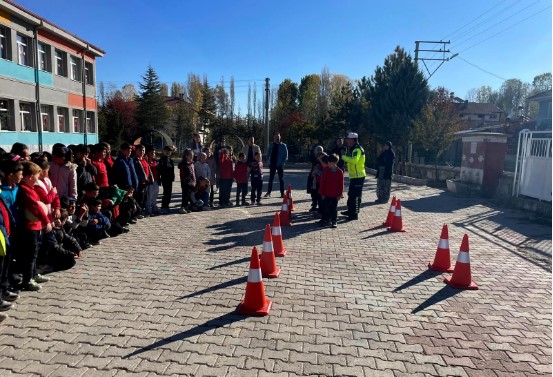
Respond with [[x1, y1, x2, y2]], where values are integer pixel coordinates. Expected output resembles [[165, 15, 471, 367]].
[[15, 0, 552, 112]]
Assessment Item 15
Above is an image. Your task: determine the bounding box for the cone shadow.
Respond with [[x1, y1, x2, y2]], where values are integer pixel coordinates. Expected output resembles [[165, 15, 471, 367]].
[[362, 229, 391, 239], [208, 257, 250, 270], [393, 269, 442, 292], [123, 311, 245, 359], [178, 276, 247, 299], [411, 285, 463, 314]]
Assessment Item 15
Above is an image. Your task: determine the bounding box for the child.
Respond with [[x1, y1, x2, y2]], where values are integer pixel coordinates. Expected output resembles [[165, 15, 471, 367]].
[[15, 161, 52, 291], [250, 152, 263, 205], [319, 154, 344, 228], [157, 146, 175, 213], [310, 152, 326, 218], [218, 148, 234, 206], [42, 209, 81, 271], [85, 197, 111, 245], [132, 144, 153, 211], [234, 152, 249, 206], [33, 158, 61, 223], [120, 186, 141, 224], [90, 144, 109, 188], [194, 152, 211, 205], [189, 177, 210, 211], [50, 144, 77, 202], [61, 197, 90, 250], [0, 168, 16, 317], [178, 149, 196, 214], [144, 145, 160, 216], [204, 147, 217, 207], [74, 144, 97, 199]]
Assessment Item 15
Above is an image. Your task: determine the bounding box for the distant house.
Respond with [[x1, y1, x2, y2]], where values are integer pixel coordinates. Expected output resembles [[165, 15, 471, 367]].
[[527, 90, 552, 130], [454, 101, 504, 131]]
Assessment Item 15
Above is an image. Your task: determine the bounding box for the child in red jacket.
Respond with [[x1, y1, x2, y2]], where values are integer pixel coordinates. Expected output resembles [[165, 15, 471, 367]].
[[318, 154, 344, 228], [234, 152, 249, 206], [15, 161, 52, 291], [218, 148, 234, 206]]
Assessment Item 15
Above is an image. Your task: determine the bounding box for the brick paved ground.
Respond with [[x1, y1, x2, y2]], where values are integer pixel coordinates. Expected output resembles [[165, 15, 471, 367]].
[[0, 166, 550, 376]]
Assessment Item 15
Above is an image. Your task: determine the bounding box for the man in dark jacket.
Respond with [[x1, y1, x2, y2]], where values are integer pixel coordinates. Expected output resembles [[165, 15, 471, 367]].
[[113, 142, 139, 191], [376, 141, 395, 203], [157, 146, 175, 213]]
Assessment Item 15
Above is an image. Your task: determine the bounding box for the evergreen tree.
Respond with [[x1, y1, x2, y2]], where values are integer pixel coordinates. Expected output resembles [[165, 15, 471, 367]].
[[135, 65, 170, 137]]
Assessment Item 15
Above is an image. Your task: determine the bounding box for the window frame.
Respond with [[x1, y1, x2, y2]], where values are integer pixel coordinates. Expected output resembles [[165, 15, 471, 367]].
[[57, 107, 69, 133], [16, 34, 31, 67], [0, 99, 13, 131], [0, 26, 9, 61], [55, 49, 67, 77], [72, 109, 81, 133], [40, 104, 53, 132], [85, 61, 94, 85], [70, 55, 81, 82], [37, 42, 51, 72], [20, 102, 34, 132]]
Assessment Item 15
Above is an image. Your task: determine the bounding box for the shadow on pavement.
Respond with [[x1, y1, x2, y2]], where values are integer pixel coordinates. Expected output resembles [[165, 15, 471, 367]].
[[401, 191, 477, 213], [208, 257, 251, 270], [123, 311, 246, 359], [393, 269, 443, 292], [412, 285, 464, 314], [361, 229, 392, 239], [177, 276, 247, 299]]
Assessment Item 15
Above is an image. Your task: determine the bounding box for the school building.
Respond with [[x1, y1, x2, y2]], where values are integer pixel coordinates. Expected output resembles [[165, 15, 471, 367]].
[[0, 0, 105, 153]]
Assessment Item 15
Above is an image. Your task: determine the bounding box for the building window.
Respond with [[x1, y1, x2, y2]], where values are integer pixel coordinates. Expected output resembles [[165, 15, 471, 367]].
[[0, 26, 10, 60], [40, 105, 53, 132], [57, 107, 69, 133], [16, 34, 31, 67], [489, 114, 497, 119], [55, 49, 67, 77], [86, 111, 96, 133], [20, 103, 34, 131], [73, 109, 82, 133], [38, 42, 51, 72], [0, 99, 14, 131], [70, 55, 81, 81], [478, 114, 485, 119], [85, 62, 94, 85]]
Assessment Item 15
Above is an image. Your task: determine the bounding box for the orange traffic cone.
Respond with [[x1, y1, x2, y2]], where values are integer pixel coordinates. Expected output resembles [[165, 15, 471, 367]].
[[383, 196, 397, 226], [272, 212, 287, 257], [280, 193, 291, 226], [236, 247, 272, 315], [387, 199, 405, 232], [287, 184, 295, 211], [444, 234, 478, 290], [260, 224, 280, 278], [428, 224, 454, 272]]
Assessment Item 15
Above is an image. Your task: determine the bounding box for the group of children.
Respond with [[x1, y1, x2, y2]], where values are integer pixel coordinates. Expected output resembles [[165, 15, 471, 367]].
[[0, 141, 153, 322], [176, 144, 265, 213], [308, 152, 345, 228]]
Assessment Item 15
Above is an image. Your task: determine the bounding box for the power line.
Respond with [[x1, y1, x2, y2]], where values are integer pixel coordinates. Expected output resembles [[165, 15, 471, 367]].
[[443, 0, 511, 40], [455, 56, 508, 81]]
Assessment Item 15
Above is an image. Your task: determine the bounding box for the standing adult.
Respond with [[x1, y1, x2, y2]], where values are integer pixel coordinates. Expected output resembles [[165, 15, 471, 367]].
[[340, 132, 366, 221], [242, 136, 262, 165], [113, 142, 139, 191], [330, 138, 346, 170], [264, 132, 288, 198], [375, 141, 395, 203], [189, 133, 203, 162]]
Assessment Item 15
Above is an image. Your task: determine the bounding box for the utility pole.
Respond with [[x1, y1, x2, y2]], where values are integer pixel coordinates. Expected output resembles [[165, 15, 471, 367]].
[[264, 78, 270, 154], [414, 40, 457, 79]]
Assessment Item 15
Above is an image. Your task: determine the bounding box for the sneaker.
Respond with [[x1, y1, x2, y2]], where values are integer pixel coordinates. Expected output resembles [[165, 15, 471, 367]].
[[2, 291, 19, 302], [227, 202, 234, 207], [136, 214, 145, 219], [256, 201, 261, 206], [243, 201, 250, 206], [340, 210, 350, 216], [22, 281, 41, 291], [318, 220, 330, 227], [0, 312, 8, 322], [0, 301, 12, 311], [34, 274, 50, 283], [331, 222, 338, 228], [280, 193, 285, 198], [91, 240, 102, 245], [345, 215, 358, 222], [179, 207, 188, 214], [263, 193, 271, 198], [129, 219, 138, 224], [309, 207, 317, 212], [160, 208, 169, 214]]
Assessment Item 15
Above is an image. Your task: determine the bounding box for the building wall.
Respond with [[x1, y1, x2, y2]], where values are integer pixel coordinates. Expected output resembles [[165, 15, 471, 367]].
[[0, 6, 100, 152]]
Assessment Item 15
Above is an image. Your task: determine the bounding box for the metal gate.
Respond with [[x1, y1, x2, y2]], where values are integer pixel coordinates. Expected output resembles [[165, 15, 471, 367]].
[[513, 130, 552, 202]]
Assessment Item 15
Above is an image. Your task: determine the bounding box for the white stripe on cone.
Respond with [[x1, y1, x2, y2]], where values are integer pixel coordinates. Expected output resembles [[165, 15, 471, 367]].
[[394, 208, 401, 216], [389, 205, 396, 213], [248, 268, 262, 283], [262, 241, 273, 252], [457, 251, 470, 264], [272, 226, 282, 236], [438, 239, 449, 249], [282, 204, 289, 211]]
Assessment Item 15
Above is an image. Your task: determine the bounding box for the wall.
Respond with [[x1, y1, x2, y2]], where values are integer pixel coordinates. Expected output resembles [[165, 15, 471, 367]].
[[404, 162, 460, 182]]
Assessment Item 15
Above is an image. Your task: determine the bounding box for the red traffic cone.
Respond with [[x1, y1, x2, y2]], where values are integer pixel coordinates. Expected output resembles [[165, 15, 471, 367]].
[[272, 212, 287, 257], [428, 224, 454, 272], [387, 199, 405, 232], [236, 247, 272, 315], [287, 184, 295, 211], [280, 193, 291, 226], [444, 234, 478, 290], [260, 224, 280, 278], [383, 196, 397, 226]]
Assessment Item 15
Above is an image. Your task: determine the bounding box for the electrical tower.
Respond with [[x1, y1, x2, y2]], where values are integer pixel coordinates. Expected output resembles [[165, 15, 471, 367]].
[[414, 40, 458, 78]]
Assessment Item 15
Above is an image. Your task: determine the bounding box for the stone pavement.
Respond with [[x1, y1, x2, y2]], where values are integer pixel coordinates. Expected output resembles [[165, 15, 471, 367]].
[[0, 166, 550, 377]]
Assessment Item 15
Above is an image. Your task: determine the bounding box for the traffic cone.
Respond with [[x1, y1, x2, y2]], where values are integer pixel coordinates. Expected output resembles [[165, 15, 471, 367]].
[[280, 193, 291, 226], [428, 224, 454, 272], [236, 247, 272, 315], [260, 224, 280, 278], [387, 199, 405, 232], [272, 212, 288, 257], [444, 234, 478, 290], [383, 196, 397, 226], [287, 184, 295, 211]]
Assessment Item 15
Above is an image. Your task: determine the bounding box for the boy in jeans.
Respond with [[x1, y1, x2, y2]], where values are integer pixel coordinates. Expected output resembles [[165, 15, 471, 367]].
[[318, 154, 344, 228], [15, 161, 52, 291], [234, 152, 249, 206], [250, 152, 263, 205]]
